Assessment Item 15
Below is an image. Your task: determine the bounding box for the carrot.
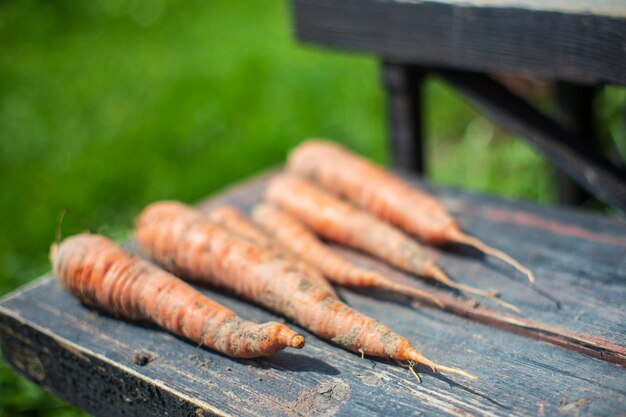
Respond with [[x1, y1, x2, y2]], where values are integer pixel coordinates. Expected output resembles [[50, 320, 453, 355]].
[[51, 233, 304, 358], [206, 206, 274, 247], [252, 202, 443, 307], [266, 174, 519, 312], [206, 206, 337, 296], [288, 140, 535, 284], [136, 201, 477, 379]]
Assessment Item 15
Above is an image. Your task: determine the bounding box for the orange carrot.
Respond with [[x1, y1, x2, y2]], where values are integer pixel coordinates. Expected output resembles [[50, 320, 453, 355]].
[[136, 201, 477, 379], [206, 206, 337, 296], [288, 140, 535, 284], [266, 174, 519, 312], [206, 206, 274, 247], [51, 233, 304, 358], [252, 202, 443, 307]]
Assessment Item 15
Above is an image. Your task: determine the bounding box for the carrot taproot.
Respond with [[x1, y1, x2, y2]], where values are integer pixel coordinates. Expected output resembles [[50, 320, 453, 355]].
[[136, 201, 477, 379], [288, 140, 535, 284], [252, 202, 443, 307], [266, 174, 519, 312], [206, 206, 274, 247], [51, 233, 304, 358], [206, 206, 337, 296]]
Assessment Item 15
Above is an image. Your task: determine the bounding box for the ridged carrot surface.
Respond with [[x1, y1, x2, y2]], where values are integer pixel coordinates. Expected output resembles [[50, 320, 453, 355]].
[[206, 206, 336, 296], [51, 233, 304, 358], [265, 174, 519, 311], [252, 203, 441, 306], [135, 201, 476, 379], [288, 140, 534, 284]]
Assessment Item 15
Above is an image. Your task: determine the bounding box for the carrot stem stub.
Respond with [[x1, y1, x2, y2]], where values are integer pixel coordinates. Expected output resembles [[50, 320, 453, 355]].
[[287, 139, 535, 284], [51, 233, 304, 358]]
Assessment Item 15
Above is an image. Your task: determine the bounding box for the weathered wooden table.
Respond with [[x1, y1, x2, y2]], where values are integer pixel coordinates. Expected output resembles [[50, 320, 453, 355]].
[[292, 0, 626, 209], [1, 170, 625, 416]]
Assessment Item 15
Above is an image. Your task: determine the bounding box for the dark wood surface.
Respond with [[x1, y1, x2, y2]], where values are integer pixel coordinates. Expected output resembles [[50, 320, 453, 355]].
[[293, 0, 626, 85], [2, 170, 626, 416]]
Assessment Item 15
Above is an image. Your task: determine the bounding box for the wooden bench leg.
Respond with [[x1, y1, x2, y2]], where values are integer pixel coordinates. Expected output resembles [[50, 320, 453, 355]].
[[555, 82, 597, 206], [381, 62, 426, 174], [436, 68, 626, 212]]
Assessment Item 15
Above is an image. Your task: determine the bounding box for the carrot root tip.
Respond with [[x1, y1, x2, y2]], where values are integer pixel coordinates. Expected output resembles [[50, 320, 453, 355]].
[[495, 298, 522, 314], [407, 351, 477, 380], [434, 364, 480, 381], [452, 231, 536, 284]]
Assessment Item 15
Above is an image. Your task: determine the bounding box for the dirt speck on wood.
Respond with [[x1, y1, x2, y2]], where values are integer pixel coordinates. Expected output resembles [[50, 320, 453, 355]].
[[558, 398, 590, 414], [188, 353, 213, 368], [292, 379, 351, 416], [355, 373, 384, 387]]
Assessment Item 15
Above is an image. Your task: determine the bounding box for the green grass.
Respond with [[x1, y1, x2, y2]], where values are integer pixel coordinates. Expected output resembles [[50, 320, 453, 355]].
[[1, 1, 622, 416]]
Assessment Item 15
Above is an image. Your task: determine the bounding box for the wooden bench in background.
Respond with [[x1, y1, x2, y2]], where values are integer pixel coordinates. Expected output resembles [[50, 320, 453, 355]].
[[1, 170, 625, 416], [292, 0, 626, 209]]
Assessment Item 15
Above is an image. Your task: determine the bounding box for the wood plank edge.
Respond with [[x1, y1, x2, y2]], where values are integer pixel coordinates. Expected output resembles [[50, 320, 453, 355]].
[[0, 306, 231, 417], [0, 275, 55, 305], [293, 0, 626, 85]]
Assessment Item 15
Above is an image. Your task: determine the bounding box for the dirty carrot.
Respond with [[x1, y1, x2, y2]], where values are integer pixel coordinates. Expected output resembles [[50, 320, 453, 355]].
[[206, 205, 337, 296], [288, 139, 535, 284], [51, 233, 304, 358], [252, 202, 443, 307], [207, 206, 274, 247], [136, 201, 477, 379], [266, 174, 519, 312]]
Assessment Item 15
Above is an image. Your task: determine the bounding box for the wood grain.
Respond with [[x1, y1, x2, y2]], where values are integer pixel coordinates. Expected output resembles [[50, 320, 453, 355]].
[[1, 169, 625, 416], [293, 0, 626, 85], [395, 0, 626, 17]]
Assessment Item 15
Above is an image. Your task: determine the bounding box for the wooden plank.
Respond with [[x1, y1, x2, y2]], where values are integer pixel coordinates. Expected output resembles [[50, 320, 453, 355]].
[[2, 277, 625, 417], [292, 0, 626, 85], [1, 170, 625, 416], [410, 0, 625, 17]]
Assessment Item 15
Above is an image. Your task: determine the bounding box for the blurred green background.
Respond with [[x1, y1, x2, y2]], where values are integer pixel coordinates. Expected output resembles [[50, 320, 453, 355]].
[[0, 0, 624, 416]]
